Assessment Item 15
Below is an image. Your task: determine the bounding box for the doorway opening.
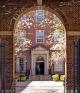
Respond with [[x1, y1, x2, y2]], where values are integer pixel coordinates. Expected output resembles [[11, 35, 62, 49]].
[[14, 7, 66, 82], [36, 56, 45, 75], [36, 62, 44, 75], [14, 7, 66, 93]]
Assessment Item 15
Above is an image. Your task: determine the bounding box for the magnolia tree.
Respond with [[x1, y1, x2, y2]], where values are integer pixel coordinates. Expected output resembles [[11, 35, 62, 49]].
[[47, 15, 66, 63], [14, 31, 32, 55], [14, 10, 66, 63]]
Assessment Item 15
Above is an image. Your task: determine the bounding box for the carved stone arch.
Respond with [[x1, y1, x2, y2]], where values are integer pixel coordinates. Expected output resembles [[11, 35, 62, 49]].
[[12, 6, 36, 32], [43, 5, 69, 31], [10, 19, 15, 31], [10, 5, 36, 31], [12, 4, 68, 33], [36, 56, 45, 61], [55, 9, 69, 31]]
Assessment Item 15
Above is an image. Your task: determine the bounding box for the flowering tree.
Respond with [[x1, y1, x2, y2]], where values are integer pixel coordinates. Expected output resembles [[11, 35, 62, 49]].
[[14, 10, 66, 63], [14, 31, 32, 54]]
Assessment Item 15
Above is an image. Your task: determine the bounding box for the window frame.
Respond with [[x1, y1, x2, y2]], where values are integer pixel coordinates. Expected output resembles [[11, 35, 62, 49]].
[[36, 30, 45, 43], [53, 60, 64, 73], [36, 10, 44, 23]]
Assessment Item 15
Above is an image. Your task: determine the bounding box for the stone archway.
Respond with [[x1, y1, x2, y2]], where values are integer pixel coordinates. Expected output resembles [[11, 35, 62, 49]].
[[1, 0, 80, 92], [12, 5, 68, 93], [13, 6, 66, 83]]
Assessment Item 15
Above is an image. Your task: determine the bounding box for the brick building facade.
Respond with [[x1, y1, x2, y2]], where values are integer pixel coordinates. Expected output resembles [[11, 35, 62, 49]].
[[14, 9, 66, 79], [0, 0, 80, 93]]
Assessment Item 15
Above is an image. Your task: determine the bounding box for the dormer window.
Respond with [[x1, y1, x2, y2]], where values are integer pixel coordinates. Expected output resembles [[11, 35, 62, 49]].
[[36, 30, 44, 43]]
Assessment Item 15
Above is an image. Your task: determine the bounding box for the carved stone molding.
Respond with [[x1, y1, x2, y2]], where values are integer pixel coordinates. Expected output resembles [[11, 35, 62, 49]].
[[67, 31, 80, 36], [0, 31, 13, 35]]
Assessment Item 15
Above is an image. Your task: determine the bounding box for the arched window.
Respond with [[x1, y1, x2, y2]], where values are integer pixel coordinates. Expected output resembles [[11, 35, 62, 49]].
[[36, 56, 44, 62]]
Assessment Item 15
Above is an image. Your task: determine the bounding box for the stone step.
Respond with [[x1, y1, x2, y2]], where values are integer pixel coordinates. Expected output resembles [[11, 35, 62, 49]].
[[28, 75, 52, 81], [22, 88, 58, 93], [15, 81, 64, 93]]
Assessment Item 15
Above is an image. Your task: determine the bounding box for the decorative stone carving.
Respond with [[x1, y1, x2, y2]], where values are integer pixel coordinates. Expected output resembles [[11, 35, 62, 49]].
[[31, 46, 49, 75]]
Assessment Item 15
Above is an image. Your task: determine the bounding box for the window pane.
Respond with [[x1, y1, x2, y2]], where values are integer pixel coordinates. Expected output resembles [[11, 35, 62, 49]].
[[20, 58, 24, 73], [36, 10, 44, 23], [54, 61, 64, 72], [36, 30, 44, 43], [37, 39, 44, 42], [37, 31, 44, 36]]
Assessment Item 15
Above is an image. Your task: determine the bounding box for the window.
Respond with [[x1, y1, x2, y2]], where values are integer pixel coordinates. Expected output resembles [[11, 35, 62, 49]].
[[54, 61, 64, 73], [16, 57, 27, 74], [36, 10, 44, 23], [19, 57, 24, 73], [36, 30, 44, 43]]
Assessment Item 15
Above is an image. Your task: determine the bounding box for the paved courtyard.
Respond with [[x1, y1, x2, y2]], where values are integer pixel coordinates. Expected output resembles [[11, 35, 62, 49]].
[[16, 81, 64, 93]]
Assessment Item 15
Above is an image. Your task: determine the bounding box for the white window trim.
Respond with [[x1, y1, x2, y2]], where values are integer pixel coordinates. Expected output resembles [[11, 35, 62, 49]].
[[36, 30, 45, 43], [36, 10, 44, 23], [54, 61, 64, 73]]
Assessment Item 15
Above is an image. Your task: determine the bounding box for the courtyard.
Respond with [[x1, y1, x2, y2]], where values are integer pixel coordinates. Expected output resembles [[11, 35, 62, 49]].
[[16, 81, 64, 93]]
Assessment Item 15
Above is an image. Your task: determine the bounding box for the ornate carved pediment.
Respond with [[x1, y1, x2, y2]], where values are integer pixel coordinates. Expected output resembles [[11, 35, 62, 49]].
[[32, 46, 48, 51], [31, 45, 49, 51]]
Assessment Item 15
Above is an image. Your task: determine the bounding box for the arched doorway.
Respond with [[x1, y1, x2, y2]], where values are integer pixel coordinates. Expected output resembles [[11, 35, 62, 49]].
[[36, 56, 45, 75], [14, 7, 66, 81]]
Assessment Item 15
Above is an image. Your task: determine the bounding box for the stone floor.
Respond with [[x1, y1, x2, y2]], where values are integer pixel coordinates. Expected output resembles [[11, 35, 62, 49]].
[[16, 81, 64, 93]]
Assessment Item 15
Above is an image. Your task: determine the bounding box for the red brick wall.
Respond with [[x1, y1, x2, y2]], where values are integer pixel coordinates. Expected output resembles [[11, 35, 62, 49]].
[[0, 36, 13, 90], [0, 1, 80, 93]]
